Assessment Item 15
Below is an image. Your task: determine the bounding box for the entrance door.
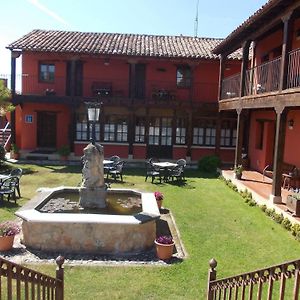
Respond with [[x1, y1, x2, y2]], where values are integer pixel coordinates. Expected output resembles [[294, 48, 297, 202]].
[[37, 112, 57, 148], [66, 61, 83, 96], [147, 117, 173, 159]]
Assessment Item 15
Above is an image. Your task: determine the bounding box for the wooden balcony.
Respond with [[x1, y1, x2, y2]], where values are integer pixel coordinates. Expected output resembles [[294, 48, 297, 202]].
[[7, 74, 218, 108], [219, 47, 300, 110]]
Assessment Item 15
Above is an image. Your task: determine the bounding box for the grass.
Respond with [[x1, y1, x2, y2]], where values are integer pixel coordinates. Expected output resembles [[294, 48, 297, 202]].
[[1, 163, 300, 299]]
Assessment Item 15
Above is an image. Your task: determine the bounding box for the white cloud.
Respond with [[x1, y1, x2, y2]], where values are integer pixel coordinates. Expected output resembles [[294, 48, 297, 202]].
[[27, 0, 70, 26]]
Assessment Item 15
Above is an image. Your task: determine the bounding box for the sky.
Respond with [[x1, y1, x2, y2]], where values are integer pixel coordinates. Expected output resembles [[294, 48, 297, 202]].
[[0, 0, 267, 75]]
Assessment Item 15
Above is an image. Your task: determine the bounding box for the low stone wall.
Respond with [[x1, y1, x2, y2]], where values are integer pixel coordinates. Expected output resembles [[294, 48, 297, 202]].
[[22, 219, 156, 254]]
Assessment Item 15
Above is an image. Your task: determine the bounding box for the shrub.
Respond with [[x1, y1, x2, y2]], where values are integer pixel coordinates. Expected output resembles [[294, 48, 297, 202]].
[[273, 213, 284, 224], [291, 223, 300, 237], [198, 155, 221, 173], [57, 145, 71, 156], [248, 200, 256, 207], [282, 218, 292, 231], [265, 208, 275, 217], [0, 144, 6, 165], [260, 204, 267, 212]]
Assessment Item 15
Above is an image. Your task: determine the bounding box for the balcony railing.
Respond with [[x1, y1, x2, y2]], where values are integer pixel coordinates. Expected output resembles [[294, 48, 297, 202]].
[[244, 57, 281, 96], [3, 74, 219, 104], [220, 47, 300, 100], [207, 258, 300, 300], [0, 255, 64, 300], [221, 73, 241, 99], [287, 48, 300, 89]]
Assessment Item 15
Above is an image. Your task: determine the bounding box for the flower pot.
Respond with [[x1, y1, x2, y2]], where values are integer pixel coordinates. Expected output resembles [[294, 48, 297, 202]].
[[156, 199, 162, 209], [234, 173, 242, 180], [10, 151, 20, 160], [155, 240, 174, 260], [0, 235, 15, 251]]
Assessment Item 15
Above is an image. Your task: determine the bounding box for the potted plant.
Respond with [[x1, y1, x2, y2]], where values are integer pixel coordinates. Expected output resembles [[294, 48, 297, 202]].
[[0, 221, 20, 251], [154, 235, 175, 260], [57, 145, 71, 160], [234, 164, 244, 180], [10, 143, 20, 160], [286, 193, 300, 216], [154, 191, 164, 209]]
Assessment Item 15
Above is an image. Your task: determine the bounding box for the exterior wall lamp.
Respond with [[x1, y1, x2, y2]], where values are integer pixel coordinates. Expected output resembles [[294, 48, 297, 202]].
[[85, 101, 102, 144], [288, 119, 294, 130]]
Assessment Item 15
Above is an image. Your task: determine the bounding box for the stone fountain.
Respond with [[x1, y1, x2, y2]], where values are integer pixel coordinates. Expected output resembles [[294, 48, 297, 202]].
[[16, 142, 160, 255], [79, 143, 107, 208]]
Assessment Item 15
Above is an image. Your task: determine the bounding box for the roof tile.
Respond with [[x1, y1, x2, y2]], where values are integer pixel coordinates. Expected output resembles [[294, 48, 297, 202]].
[[7, 29, 241, 60]]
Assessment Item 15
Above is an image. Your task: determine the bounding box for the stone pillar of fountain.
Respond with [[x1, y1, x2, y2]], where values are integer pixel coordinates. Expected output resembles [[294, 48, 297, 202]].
[[79, 142, 107, 208]]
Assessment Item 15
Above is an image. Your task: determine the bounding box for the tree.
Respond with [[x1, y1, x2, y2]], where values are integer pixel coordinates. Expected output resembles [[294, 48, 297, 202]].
[[0, 80, 14, 116]]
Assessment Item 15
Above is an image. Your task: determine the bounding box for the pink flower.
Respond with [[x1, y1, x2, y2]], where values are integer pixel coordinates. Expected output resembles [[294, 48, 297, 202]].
[[154, 191, 164, 201]]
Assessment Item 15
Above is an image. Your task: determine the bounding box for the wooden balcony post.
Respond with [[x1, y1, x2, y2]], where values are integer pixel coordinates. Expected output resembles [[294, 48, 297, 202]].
[[239, 41, 251, 98], [186, 109, 193, 159], [215, 112, 222, 156], [218, 54, 226, 100], [270, 106, 287, 204], [10, 51, 21, 145], [128, 112, 134, 158], [279, 12, 293, 91], [128, 60, 137, 99], [249, 41, 257, 95], [207, 258, 217, 300], [55, 256, 65, 300], [69, 59, 77, 97], [234, 108, 244, 168]]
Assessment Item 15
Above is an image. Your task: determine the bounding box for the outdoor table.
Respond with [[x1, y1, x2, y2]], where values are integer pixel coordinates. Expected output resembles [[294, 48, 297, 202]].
[[152, 162, 178, 181], [103, 160, 115, 173], [0, 174, 9, 182]]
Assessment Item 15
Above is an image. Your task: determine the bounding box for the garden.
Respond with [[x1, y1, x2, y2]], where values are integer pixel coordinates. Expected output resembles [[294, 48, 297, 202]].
[[1, 163, 300, 299]]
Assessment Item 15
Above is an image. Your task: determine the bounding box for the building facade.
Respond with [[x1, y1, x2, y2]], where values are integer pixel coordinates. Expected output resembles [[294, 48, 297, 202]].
[[214, 0, 300, 202], [7, 30, 241, 162]]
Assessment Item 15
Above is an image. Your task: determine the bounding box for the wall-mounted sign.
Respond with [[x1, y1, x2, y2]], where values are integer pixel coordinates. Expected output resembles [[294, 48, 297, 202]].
[[25, 115, 33, 123]]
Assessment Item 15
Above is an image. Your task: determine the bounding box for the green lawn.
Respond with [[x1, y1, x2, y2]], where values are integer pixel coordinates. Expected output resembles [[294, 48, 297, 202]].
[[1, 163, 300, 299]]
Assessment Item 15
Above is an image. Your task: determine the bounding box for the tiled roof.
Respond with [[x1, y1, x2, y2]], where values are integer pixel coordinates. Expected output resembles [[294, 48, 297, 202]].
[[7, 29, 241, 60], [214, 0, 289, 54]]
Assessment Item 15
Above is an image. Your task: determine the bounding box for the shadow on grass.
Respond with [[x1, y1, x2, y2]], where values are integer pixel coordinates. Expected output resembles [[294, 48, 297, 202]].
[[39, 165, 82, 174], [0, 199, 22, 212]]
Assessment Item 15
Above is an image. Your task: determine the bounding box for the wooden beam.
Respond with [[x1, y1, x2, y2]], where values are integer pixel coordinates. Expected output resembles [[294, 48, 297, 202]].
[[218, 55, 226, 101], [239, 41, 251, 98], [219, 88, 300, 111], [234, 109, 244, 167], [270, 107, 287, 203], [279, 12, 293, 91]]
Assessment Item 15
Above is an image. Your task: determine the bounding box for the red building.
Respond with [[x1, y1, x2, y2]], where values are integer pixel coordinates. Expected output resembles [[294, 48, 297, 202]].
[[7, 29, 240, 162], [214, 0, 300, 203]]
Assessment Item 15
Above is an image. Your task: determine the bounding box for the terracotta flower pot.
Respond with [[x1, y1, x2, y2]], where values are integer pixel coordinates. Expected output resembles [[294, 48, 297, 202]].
[[155, 240, 174, 260], [0, 235, 15, 251], [156, 199, 162, 209]]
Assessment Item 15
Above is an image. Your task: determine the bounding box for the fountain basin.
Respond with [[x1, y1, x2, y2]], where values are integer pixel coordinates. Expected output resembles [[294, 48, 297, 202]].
[[16, 187, 160, 255]]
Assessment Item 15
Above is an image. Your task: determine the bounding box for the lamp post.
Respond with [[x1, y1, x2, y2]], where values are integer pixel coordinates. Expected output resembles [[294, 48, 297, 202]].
[[85, 101, 101, 145]]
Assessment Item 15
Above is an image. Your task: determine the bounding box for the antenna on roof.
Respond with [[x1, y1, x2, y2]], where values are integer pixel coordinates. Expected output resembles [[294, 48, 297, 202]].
[[194, 0, 200, 37]]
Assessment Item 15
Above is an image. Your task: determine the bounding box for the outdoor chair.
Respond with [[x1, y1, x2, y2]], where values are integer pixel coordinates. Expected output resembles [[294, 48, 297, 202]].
[[145, 160, 162, 183], [0, 176, 19, 203], [107, 160, 125, 182], [176, 159, 186, 179], [9, 168, 23, 198], [169, 165, 184, 182], [262, 162, 296, 182], [104, 156, 121, 174]]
